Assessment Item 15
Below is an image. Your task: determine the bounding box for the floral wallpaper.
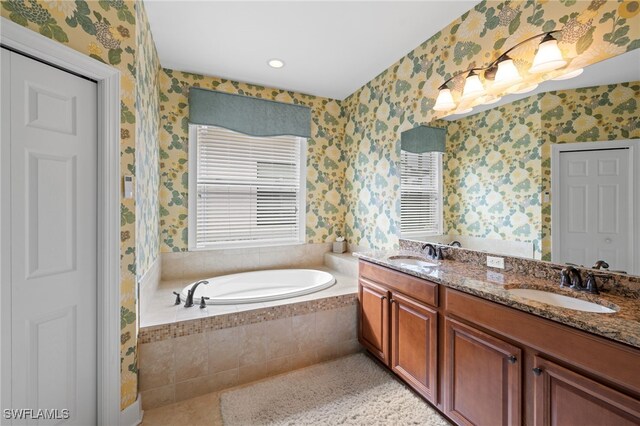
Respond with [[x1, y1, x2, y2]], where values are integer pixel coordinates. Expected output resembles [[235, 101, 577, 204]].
[[158, 69, 346, 252], [444, 95, 543, 258], [135, 1, 160, 279], [1, 0, 160, 409], [540, 80, 640, 260], [342, 0, 640, 250]]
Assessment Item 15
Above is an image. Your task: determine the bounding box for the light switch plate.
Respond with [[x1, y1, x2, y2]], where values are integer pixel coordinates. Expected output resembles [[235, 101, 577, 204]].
[[487, 256, 505, 269]]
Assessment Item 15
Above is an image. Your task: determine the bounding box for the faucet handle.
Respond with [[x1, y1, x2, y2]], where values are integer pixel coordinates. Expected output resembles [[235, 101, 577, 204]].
[[172, 291, 181, 305], [199, 296, 210, 309], [584, 273, 599, 295]]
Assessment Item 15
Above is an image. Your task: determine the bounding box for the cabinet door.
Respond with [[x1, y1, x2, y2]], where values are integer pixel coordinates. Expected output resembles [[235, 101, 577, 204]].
[[358, 279, 390, 364], [390, 292, 438, 403], [533, 356, 640, 426], [444, 317, 521, 426]]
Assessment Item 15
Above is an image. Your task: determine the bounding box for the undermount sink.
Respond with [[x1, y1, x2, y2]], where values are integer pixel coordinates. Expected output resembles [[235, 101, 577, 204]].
[[507, 289, 616, 314], [388, 256, 439, 269]]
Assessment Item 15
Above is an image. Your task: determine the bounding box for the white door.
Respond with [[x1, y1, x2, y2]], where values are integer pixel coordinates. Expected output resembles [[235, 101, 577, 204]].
[[558, 148, 631, 272], [1, 48, 97, 425]]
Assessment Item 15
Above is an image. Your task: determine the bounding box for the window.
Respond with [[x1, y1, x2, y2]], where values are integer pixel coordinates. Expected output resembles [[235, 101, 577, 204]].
[[400, 150, 443, 237], [188, 125, 306, 250]]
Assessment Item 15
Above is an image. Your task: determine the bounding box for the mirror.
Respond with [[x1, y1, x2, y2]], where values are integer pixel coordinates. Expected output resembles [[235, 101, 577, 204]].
[[404, 49, 640, 276]]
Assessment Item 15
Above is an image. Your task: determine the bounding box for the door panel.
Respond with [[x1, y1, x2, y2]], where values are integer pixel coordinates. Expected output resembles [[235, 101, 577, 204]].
[[558, 148, 630, 271], [533, 356, 640, 426], [444, 317, 521, 426], [358, 279, 389, 364], [391, 292, 437, 403], [3, 49, 97, 425]]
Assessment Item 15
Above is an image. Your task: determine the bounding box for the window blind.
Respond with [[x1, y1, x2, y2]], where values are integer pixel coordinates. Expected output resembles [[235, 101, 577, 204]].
[[400, 150, 442, 235], [193, 125, 305, 249]]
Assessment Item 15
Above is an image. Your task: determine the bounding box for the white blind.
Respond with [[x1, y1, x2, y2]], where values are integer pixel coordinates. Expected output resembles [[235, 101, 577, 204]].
[[400, 150, 442, 235], [193, 125, 304, 249]]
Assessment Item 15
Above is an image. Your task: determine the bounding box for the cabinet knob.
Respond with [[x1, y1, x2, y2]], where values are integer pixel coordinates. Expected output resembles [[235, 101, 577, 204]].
[[507, 355, 517, 364], [381, 296, 387, 300], [390, 299, 396, 304], [532, 367, 543, 376]]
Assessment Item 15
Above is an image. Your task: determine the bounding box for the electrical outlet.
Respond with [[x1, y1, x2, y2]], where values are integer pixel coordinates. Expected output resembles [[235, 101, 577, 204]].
[[487, 256, 505, 269]]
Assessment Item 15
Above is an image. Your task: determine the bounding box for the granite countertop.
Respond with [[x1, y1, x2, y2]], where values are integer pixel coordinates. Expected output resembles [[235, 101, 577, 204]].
[[354, 250, 640, 349]]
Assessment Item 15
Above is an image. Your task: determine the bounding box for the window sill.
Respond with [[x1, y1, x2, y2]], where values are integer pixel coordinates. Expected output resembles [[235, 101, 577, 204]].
[[188, 239, 306, 252]]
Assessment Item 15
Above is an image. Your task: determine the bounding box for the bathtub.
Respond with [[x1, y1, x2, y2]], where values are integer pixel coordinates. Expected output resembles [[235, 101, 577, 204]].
[[180, 269, 336, 305]]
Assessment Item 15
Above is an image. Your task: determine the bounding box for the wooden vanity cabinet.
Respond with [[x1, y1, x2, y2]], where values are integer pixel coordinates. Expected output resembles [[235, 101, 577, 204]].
[[358, 278, 390, 364], [358, 260, 640, 426], [358, 262, 439, 403], [443, 317, 521, 426], [532, 356, 640, 426], [390, 291, 438, 402]]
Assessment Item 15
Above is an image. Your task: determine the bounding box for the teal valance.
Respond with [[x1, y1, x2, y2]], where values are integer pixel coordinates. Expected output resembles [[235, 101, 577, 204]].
[[188, 87, 311, 138], [400, 125, 446, 153]]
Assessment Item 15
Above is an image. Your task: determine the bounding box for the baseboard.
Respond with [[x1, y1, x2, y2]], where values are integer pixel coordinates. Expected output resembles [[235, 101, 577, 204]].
[[120, 395, 143, 426]]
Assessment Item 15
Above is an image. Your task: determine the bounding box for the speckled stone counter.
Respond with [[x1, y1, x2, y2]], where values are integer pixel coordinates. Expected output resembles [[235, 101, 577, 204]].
[[354, 250, 640, 349]]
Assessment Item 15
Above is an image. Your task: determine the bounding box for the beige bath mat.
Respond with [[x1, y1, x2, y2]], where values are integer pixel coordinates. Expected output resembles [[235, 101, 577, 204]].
[[220, 353, 450, 425]]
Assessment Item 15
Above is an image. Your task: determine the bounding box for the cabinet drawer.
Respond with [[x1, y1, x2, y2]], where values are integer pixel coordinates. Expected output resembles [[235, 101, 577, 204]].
[[359, 261, 438, 307]]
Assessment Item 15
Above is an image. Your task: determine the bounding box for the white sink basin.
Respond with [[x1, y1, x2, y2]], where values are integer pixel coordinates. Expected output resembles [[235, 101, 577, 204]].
[[508, 289, 616, 313], [388, 256, 438, 269]]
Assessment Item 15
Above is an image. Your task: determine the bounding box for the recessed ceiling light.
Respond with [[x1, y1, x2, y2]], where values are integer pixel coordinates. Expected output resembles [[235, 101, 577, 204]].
[[268, 59, 285, 69]]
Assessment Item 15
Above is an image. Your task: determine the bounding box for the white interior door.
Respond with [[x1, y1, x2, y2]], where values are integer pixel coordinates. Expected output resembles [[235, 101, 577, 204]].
[[1, 48, 97, 425], [557, 148, 631, 272]]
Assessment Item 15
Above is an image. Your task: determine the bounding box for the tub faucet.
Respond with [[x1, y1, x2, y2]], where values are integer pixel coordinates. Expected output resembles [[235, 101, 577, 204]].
[[184, 280, 209, 308]]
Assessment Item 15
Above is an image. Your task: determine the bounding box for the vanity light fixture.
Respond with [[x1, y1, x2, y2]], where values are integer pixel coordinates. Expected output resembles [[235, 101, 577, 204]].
[[433, 84, 456, 111], [461, 70, 486, 100], [493, 56, 522, 89], [432, 29, 573, 116], [529, 33, 567, 73], [552, 68, 584, 80], [268, 59, 285, 68]]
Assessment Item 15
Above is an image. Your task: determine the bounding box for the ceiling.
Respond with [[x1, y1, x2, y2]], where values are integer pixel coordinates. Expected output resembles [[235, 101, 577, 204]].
[[447, 48, 640, 120], [144, 1, 479, 100]]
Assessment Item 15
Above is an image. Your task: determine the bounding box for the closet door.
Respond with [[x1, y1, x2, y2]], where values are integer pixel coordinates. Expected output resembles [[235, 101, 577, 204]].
[[1, 48, 98, 425]]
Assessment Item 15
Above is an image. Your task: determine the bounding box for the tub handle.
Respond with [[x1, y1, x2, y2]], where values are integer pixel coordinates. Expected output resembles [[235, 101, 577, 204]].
[[199, 296, 210, 309], [172, 292, 181, 305]]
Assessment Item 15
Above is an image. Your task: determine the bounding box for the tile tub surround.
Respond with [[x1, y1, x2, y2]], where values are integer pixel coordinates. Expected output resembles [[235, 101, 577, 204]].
[[399, 238, 640, 298], [138, 301, 360, 409], [355, 250, 640, 349], [160, 242, 332, 280]]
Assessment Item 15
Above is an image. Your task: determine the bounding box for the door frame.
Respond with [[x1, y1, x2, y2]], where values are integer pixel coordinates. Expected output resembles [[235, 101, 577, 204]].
[[551, 139, 639, 274], [1, 17, 121, 425]]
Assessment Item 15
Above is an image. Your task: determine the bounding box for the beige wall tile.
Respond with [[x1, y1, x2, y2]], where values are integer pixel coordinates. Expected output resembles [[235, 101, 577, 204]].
[[316, 309, 339, 345], [238, 322, 266, 366], [174, 334, 208, 381], [264, 317, 294, 360], [139, 340, 175, 391], [336, 305, 357, 342], [141, 384, 175, 410], [174, 375, 212, 403], [209, 368, 239, 392], [291, 313, 316, 353], [266, 356, 291, 376], [208, 327, 240, 374], [238, 361, 268, 384], [287, 349, 318, 370]]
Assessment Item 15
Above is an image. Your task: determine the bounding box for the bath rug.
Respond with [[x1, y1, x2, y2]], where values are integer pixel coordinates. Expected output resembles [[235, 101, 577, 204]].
[[220, 353, 450, 425]]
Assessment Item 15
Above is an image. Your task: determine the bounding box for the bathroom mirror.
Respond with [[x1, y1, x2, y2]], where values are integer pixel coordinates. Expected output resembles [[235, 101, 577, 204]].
[[405, 49, 640, 276]]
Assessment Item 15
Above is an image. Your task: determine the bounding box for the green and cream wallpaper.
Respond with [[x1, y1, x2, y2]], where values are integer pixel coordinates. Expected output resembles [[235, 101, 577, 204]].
[[444, 95, 543, 257], [158, 69, 346, 252], [342, 0, 640, 250], [1, 0, 160, 408]]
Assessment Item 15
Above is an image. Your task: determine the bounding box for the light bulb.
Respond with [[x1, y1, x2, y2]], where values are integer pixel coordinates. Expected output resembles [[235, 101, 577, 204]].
[[433, 87, 456, 111], [530, 33, 566, 73], [461, 71, 486, 100], [552, 68, 584, 80], [493, 57, 522, 89]]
